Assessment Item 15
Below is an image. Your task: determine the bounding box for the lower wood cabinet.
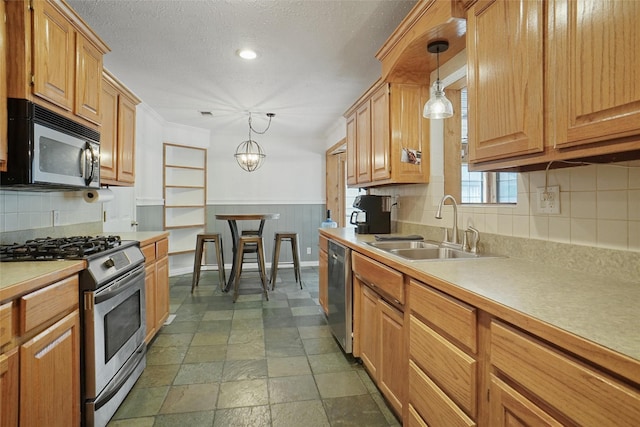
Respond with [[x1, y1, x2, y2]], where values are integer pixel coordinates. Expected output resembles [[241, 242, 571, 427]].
[[0, 273, 81, 427], [352, 253, 406, 418], [490, 320, 640, 427], [142, 237, 170, 343]]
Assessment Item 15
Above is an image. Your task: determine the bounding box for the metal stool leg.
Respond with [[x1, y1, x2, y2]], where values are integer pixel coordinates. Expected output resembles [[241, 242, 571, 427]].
[[256, 238, 269, 300], [215, 238, 226, 291], [290, 235, 303, 289], [191, 235, 205, 293], [232, 239, 245, 303], [270, 236, 282, 290]]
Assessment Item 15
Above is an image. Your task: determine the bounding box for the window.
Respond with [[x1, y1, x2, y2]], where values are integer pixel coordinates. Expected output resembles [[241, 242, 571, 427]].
[[459, 88, 516, 204]]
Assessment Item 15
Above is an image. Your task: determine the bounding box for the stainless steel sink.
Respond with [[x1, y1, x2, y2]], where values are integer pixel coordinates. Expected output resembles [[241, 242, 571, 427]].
[[367, 240, 502, 261], [389, 247, 481, 261], [366, 240, 440, 250]]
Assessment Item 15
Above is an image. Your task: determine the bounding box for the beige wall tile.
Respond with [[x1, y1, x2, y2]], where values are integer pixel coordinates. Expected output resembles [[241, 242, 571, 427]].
[[512, 215, 530, 238], [530, 215, 549, 240], [629, 190, 640, 221], [549, 217, 571, 243], [597, 164, 628, 190], [570, 191, 596, 219], [571, 218, 597, 246], [629, 221, 640, 250], [596, 219, 628, 250], [596, 190, 628, 220], [571, 165, 597, 191]]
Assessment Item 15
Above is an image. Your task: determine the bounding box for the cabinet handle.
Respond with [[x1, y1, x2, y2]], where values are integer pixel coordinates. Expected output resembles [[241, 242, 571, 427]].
[[0, 354, 8, 376]]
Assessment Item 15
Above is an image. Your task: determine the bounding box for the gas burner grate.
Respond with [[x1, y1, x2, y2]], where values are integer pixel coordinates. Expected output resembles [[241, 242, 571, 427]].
[[0, 235, 122, 261]]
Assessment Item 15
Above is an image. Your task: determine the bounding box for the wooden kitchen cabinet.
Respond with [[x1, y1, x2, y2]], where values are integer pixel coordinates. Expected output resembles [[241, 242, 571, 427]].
[[100, 70, 141, 186], [318, 235, 328, 315], [490, 320, 640, 427], [6, 0, 109, 128], [408, 279, 477, 427], [352, 252, 406, 418], [344, 81, 429, 188], [0, 0, 8, 172], [467, 0, 640, 171], [142, 237, 170, 343], [0, 273, 81, 427]]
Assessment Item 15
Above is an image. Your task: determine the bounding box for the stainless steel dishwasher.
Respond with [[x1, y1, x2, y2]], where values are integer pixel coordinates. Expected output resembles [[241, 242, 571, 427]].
[[327, 240, 352, 353]]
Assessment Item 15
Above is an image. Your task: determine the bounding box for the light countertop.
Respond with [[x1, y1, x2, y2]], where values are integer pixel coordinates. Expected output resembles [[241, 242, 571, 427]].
[[321, 228, 640, 365]]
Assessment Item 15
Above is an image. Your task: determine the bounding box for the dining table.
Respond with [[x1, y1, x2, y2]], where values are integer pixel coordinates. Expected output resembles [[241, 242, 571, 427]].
[[215, 213, 280, 291]]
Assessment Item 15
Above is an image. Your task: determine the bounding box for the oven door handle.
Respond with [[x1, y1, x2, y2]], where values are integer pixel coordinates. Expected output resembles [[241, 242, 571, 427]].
[[94, 343, 146, 411], [95, 266, 145, 304]]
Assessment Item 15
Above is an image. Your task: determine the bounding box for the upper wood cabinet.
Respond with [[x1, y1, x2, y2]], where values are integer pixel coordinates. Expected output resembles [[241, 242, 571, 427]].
[[467, 0, 640, 171], [345, 81, 430, 188], [101, 70, 141, 186], [0, 0, 7, 172], [6, 0, 109, 128], [467, 0, 544, 163]]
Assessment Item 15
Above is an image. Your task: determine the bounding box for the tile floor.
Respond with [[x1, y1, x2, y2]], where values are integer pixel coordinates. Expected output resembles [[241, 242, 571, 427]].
[[108, 267, 401, 427]]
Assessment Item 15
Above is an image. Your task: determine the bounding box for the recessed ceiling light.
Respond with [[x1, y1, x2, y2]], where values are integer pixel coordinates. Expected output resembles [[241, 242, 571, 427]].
[[237, 49, 257, 60]]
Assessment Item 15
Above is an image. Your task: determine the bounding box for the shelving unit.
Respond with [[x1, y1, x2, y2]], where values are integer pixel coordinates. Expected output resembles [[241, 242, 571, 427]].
[[163, 143, 207, 265]]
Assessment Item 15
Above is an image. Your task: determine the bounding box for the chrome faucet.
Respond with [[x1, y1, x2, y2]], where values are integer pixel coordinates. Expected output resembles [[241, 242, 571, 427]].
[[435, 194, 459, 246]]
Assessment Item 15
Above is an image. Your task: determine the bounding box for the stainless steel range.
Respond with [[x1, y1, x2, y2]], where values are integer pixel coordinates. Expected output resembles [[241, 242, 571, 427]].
[[1, 236, 146, 427]]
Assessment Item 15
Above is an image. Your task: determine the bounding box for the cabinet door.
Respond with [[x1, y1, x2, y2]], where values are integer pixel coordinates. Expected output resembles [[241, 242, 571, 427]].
[[20, 311, 80, 427], [32, 0, 75, 111], [371, 84, 391, 181], [75, 34, 103, 124], [379, 299, 405, 416], [100, 78, 119, 182], [0, 0, 7, 172], [359, 285, 379, 378], [144, 262, 157, 344], [490, 375, 563, 427], [356, 102, 372, 184], [467, 0, 544, 162], [318, 248, 328, 315], [346, 114, 357, 186], [552, 0, 640, 149], [0, 347, 19, 427], [116, 95, 137, 184], [155, 255, 170, 327]]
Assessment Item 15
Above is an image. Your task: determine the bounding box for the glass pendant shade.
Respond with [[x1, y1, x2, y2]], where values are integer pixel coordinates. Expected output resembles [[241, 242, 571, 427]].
[[235, 139, 265, 172], [423, 80, 454, 119]]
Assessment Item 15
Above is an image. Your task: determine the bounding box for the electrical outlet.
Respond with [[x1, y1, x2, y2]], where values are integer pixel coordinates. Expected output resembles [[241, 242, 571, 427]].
[[306, 247, 311, 255], [53, 210, 61, 226], [536, 186, 560, 214]]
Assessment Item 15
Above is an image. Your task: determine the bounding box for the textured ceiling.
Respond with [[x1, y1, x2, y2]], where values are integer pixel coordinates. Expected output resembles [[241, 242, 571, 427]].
[[68, 0, 418, 153]]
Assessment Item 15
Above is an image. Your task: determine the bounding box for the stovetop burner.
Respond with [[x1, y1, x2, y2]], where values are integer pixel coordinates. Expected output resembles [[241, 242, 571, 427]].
[[0, 235, 122, 261]]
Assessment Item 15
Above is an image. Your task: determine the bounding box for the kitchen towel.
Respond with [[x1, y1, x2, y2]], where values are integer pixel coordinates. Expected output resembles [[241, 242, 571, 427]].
[[83, 188, 114, 203]]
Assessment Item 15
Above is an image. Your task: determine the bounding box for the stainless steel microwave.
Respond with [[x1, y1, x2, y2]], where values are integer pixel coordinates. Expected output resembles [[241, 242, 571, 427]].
[[1, 98, 100, 190]]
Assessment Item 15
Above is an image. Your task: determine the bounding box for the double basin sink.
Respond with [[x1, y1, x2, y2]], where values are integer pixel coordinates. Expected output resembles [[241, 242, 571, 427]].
[[367, 240, 500, 261]]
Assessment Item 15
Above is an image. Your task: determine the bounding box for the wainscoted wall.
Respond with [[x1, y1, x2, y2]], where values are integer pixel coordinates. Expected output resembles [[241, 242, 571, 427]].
[[138, 202, 325, 276]]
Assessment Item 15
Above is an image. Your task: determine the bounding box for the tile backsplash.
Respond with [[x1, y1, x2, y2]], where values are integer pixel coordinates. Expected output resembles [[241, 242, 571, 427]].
[[379, 161, 640, 253], [0, 190, 101, 234]]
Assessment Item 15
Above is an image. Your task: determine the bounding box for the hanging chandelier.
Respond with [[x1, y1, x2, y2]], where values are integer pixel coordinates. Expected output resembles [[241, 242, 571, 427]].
[[234, 112, 275, 172]]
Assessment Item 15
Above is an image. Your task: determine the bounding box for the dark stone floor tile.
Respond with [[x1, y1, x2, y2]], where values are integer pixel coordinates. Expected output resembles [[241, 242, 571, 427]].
[[213, 405, 271, 427], [323, 394, 388, 427], [268, 375, 319, 403], [263, 315, 297, 329], [262, 307, 293, 318], [294, 314, 328, 327], [173, 361, 224, 385], [287, 298, 318, 307], [154, 410, 215, 427], [222, 359, 268, 381], [196, 319, 232, 333]]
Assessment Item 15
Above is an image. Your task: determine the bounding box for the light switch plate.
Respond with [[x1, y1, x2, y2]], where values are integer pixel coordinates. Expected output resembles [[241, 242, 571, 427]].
[[536, 186, 560, 214]]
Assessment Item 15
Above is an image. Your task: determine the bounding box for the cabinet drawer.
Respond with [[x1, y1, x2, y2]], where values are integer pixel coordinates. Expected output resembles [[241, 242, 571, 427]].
[[410, 315, 477, 417], [491, 320, 640, 426], [409, 280, 476, 353], [141, 244, 156, 263], [352, 252, 404, 304], [409, 360, 476, 427], [407, 404, 429, 427], [19, 275, 79, 335], [0, 302, 13, 347], [156, 238, 169, 258]]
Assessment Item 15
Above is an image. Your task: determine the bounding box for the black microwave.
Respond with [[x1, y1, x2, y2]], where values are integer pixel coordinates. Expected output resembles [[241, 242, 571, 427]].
[[1, 98, 101, 190]]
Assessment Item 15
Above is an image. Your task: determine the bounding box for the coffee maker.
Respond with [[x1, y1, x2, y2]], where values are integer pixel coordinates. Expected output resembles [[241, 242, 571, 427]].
[[350, 195, 391, 234]]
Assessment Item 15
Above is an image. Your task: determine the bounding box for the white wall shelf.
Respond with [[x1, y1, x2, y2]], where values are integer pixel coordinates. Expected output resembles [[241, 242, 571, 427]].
[[163, 143, 207, 258]]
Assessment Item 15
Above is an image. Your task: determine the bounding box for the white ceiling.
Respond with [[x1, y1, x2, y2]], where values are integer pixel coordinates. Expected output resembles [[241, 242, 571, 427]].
[[68, 0, 419, 153]]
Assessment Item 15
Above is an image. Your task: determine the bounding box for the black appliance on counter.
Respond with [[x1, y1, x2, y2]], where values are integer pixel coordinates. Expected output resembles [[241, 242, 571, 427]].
[[350, 195, 391, 234], [1, 236, 146, 427], [1, 98, 100, 190]]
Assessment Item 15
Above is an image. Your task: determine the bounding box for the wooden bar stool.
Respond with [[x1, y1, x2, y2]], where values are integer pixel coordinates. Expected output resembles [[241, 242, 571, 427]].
[[270, 232, 303, 290], [233, 235, 269, 302], [192, 233, 226, 293]]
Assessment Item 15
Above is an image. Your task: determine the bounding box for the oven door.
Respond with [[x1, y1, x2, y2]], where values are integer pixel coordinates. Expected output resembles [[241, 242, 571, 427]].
[[83, 264, 146, 398]]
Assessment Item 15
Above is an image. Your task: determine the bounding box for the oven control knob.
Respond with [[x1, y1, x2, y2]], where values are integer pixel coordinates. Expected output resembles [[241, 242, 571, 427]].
[[104, 258, 115, 268]]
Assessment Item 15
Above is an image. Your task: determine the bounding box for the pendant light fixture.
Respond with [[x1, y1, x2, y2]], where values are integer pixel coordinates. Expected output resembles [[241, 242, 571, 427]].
[[234, 112, 274, 172], [423, 40, 454, 119]]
